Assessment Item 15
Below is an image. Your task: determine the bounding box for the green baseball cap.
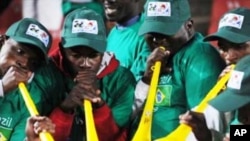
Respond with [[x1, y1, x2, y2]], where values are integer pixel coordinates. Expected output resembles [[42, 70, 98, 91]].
[[5, 18, 51, 61], [204, 7, 250, 44], [61, 7, 107, 53], [139, 0, 191, 36], [209, 55, 250, 112]]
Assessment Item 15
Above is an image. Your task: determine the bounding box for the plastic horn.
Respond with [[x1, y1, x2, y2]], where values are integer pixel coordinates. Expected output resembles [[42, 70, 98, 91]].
[[18, 82, 54, 141], [84, 99, 99, 141], [155, 64, 235, 141], [132, 47, 165, 141]]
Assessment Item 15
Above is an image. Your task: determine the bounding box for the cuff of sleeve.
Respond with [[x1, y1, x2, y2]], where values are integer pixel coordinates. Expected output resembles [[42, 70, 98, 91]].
[[50, 107, 74, 122], [93, 104, 111, 122], [0, 80, 4, 97], [93, 104, 110, 116], [135, 80, 149, 100]]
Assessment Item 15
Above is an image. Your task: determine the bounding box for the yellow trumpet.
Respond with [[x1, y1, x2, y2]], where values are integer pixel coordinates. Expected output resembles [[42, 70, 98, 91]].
[[132, 47, 165, 141], [155, 64, 235, 141], [18, 82, 54, 141], [84, 100, 99, 141]]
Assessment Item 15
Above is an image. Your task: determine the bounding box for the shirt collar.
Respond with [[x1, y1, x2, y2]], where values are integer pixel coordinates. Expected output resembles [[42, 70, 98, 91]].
[[116, 15, 140, 29]]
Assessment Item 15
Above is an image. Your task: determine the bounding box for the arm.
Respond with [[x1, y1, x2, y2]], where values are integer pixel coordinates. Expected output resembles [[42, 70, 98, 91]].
[[132, 47, 170, 118], [130, 38, 151, 81], [93, 104, 127, 141], [132, 80, 149, 119], [180, 105, 229, 141], [185, 47, 226, 109], [49, 107, 74, 141], [94, 67, 136, 141]]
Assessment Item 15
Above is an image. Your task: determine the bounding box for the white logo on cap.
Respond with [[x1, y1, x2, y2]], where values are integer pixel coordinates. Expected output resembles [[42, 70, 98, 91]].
[[147, 2, 171, 17], [227, 70, 244, 90], [26, 24, 49, 48], [219, 13, 244, 29], [72, 19, 98, 34]]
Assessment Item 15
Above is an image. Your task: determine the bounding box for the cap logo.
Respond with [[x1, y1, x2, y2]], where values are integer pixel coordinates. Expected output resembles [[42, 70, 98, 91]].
[[227, 70, 244, 90], [219, 13, 244, 29], [26, 24, 49, 48], [72, 19, 98, 34], [147, 2, 171, 17]]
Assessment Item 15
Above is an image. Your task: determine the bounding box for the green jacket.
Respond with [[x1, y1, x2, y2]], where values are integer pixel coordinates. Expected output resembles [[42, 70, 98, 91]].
[[0, 61, 65, 141], [67, 65, 136, 141]]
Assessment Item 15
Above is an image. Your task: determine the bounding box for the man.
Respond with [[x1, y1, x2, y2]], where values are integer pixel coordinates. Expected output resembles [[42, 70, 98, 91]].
[[102, 0, 150, 81], [0, 18, 65, 140], [49, 7, 136, 141], [130, 0, 226, 140], [180, 7, 250, 141]]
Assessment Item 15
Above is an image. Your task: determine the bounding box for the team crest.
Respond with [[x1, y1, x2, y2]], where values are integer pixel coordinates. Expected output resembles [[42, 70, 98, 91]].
[[26, 24, 49, 48], [147, 2, 171, 17], [219, 13, 244, 29], [227, 70, 244, 90], [156, 89, 165, 103], [154, 85, 172, 107], [72, 19, 98, 34]]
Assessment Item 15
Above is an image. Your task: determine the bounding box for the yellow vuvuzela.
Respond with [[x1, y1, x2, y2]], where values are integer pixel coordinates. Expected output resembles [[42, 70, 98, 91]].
[[155, 64, 235, 141], [18, 82, 54, 141], [132, 47, 165, 141], [84, 100, 99, 141]]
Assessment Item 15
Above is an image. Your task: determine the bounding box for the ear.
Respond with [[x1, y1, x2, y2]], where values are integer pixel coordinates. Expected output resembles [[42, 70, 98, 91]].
[[185, 19, 194, 29], [0, 35, 6, 48], [184, 19, 195, 36]]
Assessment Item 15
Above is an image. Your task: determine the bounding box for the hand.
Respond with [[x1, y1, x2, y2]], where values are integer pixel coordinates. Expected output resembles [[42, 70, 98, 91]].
[[25, 116, 55, 141], [218, 65, 234, 80], [75, 71, 103, 106], [179, 111, 211, 141], [142, 47, 170, 84], [60, 71, 103, 112], [2, 66, 33, 93], [223, 133, 230, 141]]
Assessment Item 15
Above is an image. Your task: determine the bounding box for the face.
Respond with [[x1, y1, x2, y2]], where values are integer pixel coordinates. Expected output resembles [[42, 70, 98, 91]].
[[63, 46, 102, 77], [217, 39, 250, 64], [144, 21, 193, 55], [0, 38, 43, 76], [102, 0, 139, 23]]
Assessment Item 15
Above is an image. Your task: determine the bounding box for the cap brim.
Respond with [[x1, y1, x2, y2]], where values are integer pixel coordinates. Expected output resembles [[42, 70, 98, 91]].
[[209, 89, 250, 112], [62, 37, 106, 53], [10, 36, 48, 63], [138, 20, 183, 36], [204, 28, 250, 44]]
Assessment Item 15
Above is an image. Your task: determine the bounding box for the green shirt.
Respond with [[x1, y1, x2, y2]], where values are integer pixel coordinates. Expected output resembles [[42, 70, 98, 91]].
[[106, 15, 151, 81], [151, 33, 226, 139], [130, 33, 226, 140], [0, 61, 65, 141]]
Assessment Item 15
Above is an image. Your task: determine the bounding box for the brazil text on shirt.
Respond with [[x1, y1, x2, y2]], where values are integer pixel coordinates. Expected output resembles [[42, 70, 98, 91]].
[[0, 116, 13, 140]]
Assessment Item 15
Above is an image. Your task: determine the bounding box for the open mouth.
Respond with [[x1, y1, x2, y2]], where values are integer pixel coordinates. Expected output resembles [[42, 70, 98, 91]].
[[105, 8, 117, 15], [104, 3, 119, 17]]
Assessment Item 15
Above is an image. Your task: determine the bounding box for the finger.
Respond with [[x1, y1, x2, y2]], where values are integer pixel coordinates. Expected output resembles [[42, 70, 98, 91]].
[[33, 118, 54, 134], [12, 69, 32, 83], [73, 71, 95, 83]]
